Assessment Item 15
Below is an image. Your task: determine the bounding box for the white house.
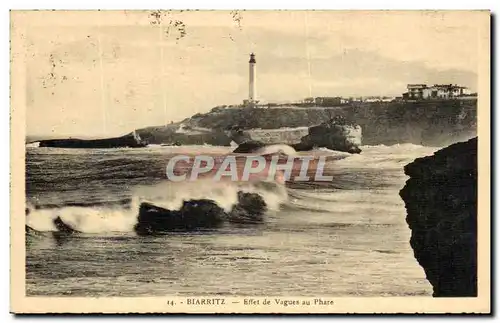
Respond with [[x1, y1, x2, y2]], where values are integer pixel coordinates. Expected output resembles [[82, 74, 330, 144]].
[[405, 84, 474, 100]]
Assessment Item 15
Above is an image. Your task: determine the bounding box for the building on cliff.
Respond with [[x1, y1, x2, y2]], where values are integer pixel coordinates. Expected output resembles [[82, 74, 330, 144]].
[[362, 96, 394, 102], [403, 84, 475, 100], [302, 97, 349, 106]]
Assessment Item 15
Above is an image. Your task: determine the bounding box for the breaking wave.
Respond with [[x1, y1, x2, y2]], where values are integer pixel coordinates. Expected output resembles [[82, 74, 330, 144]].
[[254, 144, 297, 156], [26, 179, 288, 234], [25, 142, 439, 236]]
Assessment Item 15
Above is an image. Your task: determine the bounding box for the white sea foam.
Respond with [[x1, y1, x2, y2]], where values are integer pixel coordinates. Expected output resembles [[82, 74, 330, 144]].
[[26, 141, 40, 148], [26, 179, 288, 234], [253, 144, 297, 156], [25, 143, 439, 234], [26, 206, 138, 233]]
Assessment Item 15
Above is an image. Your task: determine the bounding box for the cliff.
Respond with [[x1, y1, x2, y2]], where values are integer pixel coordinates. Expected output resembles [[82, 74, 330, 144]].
[[136, 99, 476, 147], [38, 131, 147, 149], [399, 137, 477, 297], [230, 127, 310, 145], [133, 124, 232, 146], [33, 99, 475, 150]]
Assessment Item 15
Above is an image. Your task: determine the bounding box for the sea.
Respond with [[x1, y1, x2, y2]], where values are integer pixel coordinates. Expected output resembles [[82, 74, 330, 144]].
[[25, 144, 438, 297]]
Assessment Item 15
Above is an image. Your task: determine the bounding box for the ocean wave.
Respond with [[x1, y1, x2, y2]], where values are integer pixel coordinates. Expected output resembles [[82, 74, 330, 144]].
[[253, 144, 298, 156], [329, 144, 438, 170], [26, 141, 40, 148], [26, 179, 288, 235], [360, 143, 439, 152], [25, 141, 440, 236]]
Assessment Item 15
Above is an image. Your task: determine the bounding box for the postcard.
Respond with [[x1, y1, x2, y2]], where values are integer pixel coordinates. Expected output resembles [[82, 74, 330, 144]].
[[10, 9, 490, 314]]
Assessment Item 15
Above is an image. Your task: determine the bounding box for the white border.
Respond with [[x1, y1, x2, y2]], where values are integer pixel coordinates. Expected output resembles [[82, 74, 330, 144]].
[[3, 1, 498, 321]]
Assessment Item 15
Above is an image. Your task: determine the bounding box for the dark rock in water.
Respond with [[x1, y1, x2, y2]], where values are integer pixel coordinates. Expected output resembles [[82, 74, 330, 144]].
[[135, 192, 269, 235], [53, 216, 79, 234], [50, 216, 81, 245], [290, 141, 314, 152], [232, 140, 267, 153], [25, 225, 38, 236], [227, 127, 253, 145], [160, 141, 182, 147], [228, 192, 267, 224], [228, 116, 362, 154], [300, 117, 362, 154], [39, 131, 147, 149], [135, 199, 225, 235], [400, 137, 477, 297]]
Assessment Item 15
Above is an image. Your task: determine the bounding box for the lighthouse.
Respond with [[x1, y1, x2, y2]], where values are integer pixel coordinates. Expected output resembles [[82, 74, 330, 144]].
[[248, 53, 257, 106]]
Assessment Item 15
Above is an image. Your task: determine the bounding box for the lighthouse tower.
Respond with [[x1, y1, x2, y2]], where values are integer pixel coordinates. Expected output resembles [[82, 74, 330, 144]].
[[248, 53, 257, 106]]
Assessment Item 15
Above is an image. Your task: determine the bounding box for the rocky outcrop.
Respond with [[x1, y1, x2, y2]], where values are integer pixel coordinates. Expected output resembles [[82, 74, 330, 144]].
[[400, 137, 477, 297], [299, 117, 362, 154], [229, 117, 362, 154], [228, 192, 267, 224], [232, 140, 268, 153], [53, 217, 80, 234], [135, 200, 225, 235], [38, 131, 147, 149], [141, 99, 475, 147], [27, 192, 268, 237], [134, 192, 267, 235]]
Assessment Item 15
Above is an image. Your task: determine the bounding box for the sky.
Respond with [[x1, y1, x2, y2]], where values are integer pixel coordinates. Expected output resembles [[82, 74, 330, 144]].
[[14, 10, 488, 137]]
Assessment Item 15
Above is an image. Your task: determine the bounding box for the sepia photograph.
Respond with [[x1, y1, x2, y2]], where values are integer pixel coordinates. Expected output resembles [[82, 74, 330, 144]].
[[10, 9, 490, 314]]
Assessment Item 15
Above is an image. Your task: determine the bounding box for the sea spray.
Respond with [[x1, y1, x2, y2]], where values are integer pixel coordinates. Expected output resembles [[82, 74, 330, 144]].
[[26, 179, 289, 234], [26, 205, 138, 233], [134, 179, 288, 214], [25, 143, 440, 297]]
